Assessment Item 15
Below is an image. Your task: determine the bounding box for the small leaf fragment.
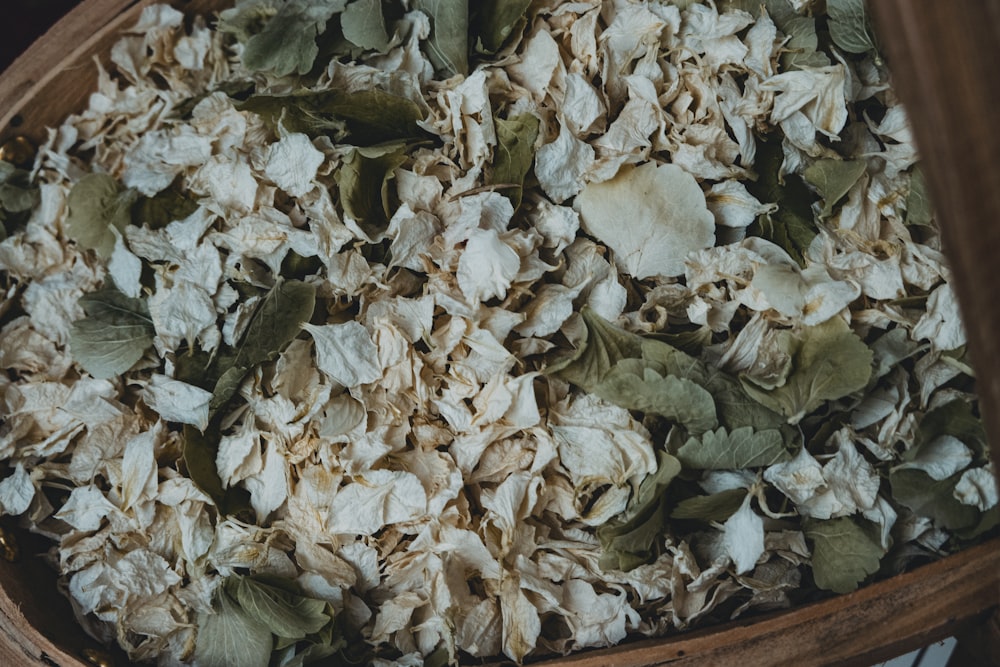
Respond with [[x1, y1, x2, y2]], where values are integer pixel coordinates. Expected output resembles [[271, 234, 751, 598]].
[[671, 488, 747, 522], [905, 167, 934, 226], [596, 362, 719, 435]]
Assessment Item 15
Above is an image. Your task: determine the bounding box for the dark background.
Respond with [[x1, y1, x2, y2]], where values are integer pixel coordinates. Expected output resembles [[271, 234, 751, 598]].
[[3, 1, 83, 73]]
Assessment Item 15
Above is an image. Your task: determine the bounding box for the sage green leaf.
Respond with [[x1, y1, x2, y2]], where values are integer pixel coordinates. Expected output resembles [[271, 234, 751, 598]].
[[780, 16, 831, 70], [217, 0, 281, 43], [741, 317, 873, 424], [905, 167, 934, 226], [889, 468, 980, 530], [548, 308, 787, 435], [598, 450, 682, 571], [491, 113, 539, 211], [131, 184, 199, 230], [239, 0, 347, 76], [239, 89, 424, 144], [68, 286, 154, 379], [804, 517, 883, 594], [545, 306, 643, 390], [65, 173, 139, 259], [234, 577, 330, 639], [341, 0, 390, 52], [671, 488, 747, 522], [339, 143, 407, 237], [414, 0, 468, 76], [194, 586, 272, 667], [596, 362, 718, 435], [746, 134, 818, 266], [803, 159, 866, 218], [474, 0, 531, 54], [917, 399, 987, 460], [826, 0, 877, 55], [638, 337, 787, 435], [677, 426, 790, 470], [211, 279, 317, 411]]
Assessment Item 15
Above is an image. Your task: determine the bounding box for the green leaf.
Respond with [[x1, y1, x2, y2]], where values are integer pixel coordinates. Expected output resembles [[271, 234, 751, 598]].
[[239, 89, 424, 145], [905, 167, 934, 226], [339, 143, 408, 238], [195, 585, 273, 667], [238, 0, 347, 76], [491, 113, 539, 211], [741, 318, 873, 424], [0, 160, 39, 235], [596, 362, 718, 435], [677, 426, 790, 469], [211, 279, 317, 411], [547, 308, 787, 435], [804, 517, 883, 594], [780, 16, 831, 71], [803, 159, 867, 218], [65, 173, 139, 259], [68, 286, 154, 379], [597, 450, 682, 571], [826, 0, 877, 55], [341, 0, 390, 52], [545, 306, 643, 390], [474, 0, 531, 54], [916, 399, 987, 460], [234, 577, 331, 639], [889, 468, 980, 531], [182, 423, 226, 504], [746, 134, 818, 266], [670, 488, 747, 522], [414, 0, 469, 76], [131, 184, 200, 230]]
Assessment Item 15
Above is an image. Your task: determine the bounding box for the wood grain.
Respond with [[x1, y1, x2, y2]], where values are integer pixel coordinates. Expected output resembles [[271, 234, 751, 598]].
[[526, 539, 1000, 667]]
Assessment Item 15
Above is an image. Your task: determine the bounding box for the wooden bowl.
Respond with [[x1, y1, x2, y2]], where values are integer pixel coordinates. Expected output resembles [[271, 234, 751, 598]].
[[0, 2, 997, 665]]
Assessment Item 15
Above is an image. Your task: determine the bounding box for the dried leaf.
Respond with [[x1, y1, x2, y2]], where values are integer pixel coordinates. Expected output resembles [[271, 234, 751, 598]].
[[69, 286, 155, 379], [341, 0, 390, 52], [239, 89, 424, 144], [804, 516, 883, 593], [194, 585, 272, 667], [741, 318, 873, 424], [677, 426, 790, 469], [66, 173, 139, 259], [414, 0, 469, 76], [803, 159, 866, 218], [236, 0, 347, 76], [474, 0, 531, 54], [491, 113, 539, 211], [339, 143, 407, 237], [826, 0, 877, 55], [233, 577, 330, 640], [671, 488, 746, 522]]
